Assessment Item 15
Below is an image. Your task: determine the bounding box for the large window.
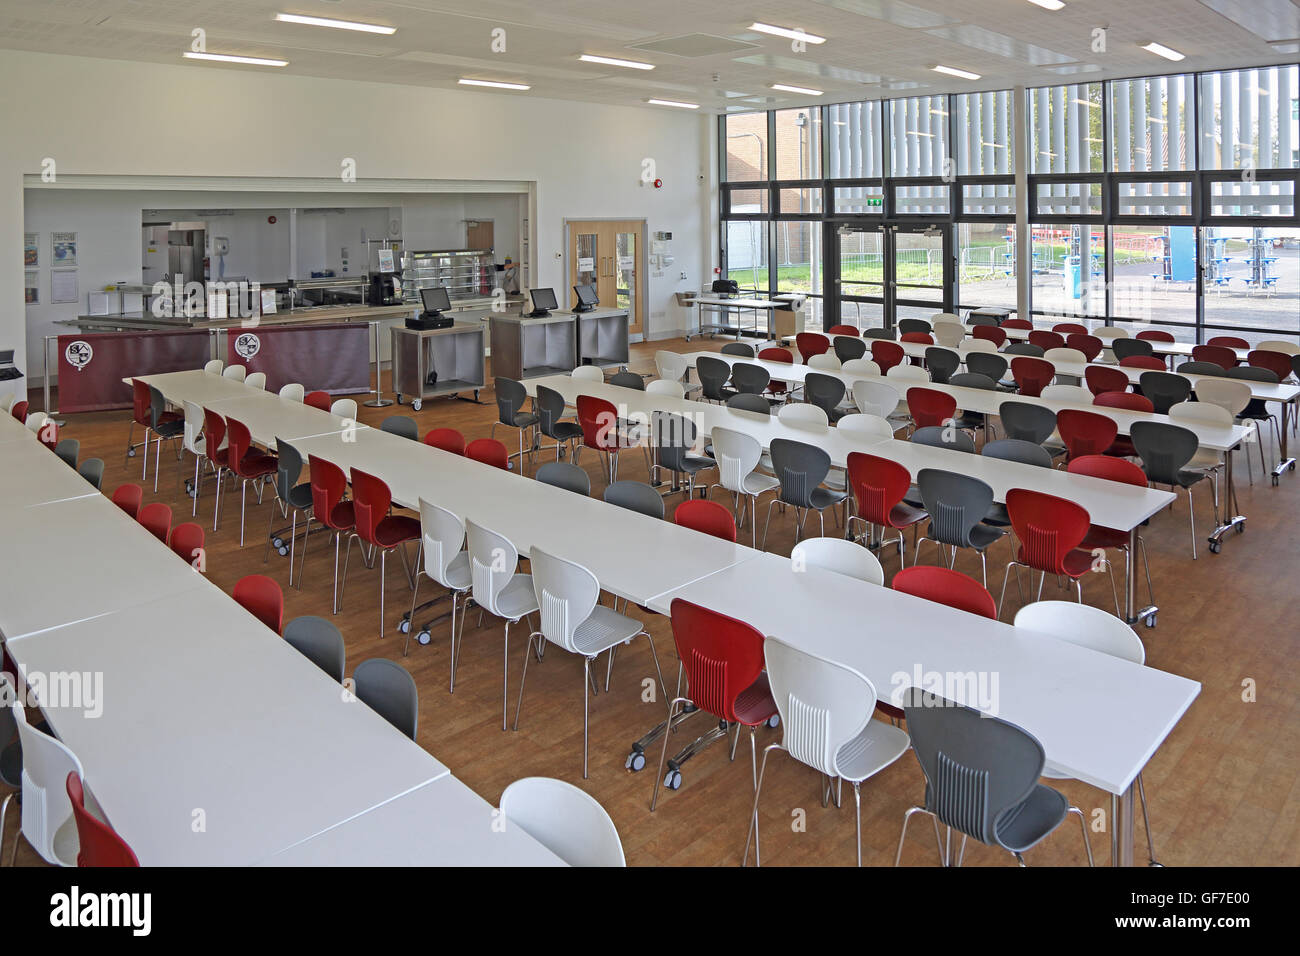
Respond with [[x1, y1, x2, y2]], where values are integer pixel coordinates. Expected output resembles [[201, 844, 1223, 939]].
[[1199, 65, 1300, 170], [1029, 223, 1107, 318], [723, 112, 768, 182], [1111, 74, 1195, 172], [956, 90, 1014, 175], [1029, 82, 1102, 174], [957, 222, 1017, 312], [890, 94, 949, 177], [827, 101, 883, 178], [774, 108, 821, 181]]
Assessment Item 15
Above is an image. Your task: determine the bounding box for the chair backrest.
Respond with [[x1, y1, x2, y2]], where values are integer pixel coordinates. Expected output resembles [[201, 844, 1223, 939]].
[[111, 483, 143, 518], [466, 518, 522, 617], [1065, 334, 1103, 361], [1044, 347, 1087, 368], [933, 322, 965, 348], [836, 412, 894, 442], [78, 458, 105, 490], [852, 380, 899, 418], [1129, 420, 1199, 485], [182, 399, 207, 456], [725, 393, 771, 414], [330, 398, 357, 420], [900, 331, 934, 346], [915, 469, 995, 550], [833, 336, 868, 362], [138, 502, 172, 544], [729, 362, 771, 394], [169, 521, 205, 567], [1011, 357, 1055, 397], [1191, 378, 1251, 417], [203, 359, 224, 375], [871, 340, 906, 372], [668, 598, 767, 723], [65, 772, 139, 867], [499, 776, 625, 867], [1014, 601, 1145, 664], [414, 498, 468, 593], [911, 425, 975, 454], [847, 452, 912, 526], [222, 364, 247, 382], [224, 417, 262, 477], [1191, 344, 1238, 371], [54, 437, 79, 469], [423, 427, 466, 455], [12, 702, 84, 864], [645, 379, 685, 398], [130, 378, 151, 427], [571, 365, 605, 383], [1028, 330, 1066, 352], [350, 467, 397, 548], [146, 384, 173, 431], [863, 327, 897, 340], [695, 356, 732, 401], [709, 426, 763, 495], [804, 371, 847, 417], [971, 324, 1007, 348], [1170, 400, 1231, 430], [283, 616, 346, 683], [1247, 349, 1292, 382], [466, 438, 510, 469], [651, 410, 701, 473], [998, 400, 1057, 445], [982, 438, 1051, 468], [1224, 364, 1278, 386], [1177, 360, 1230, 377], [494, 377, 530, 427], [673, 499, 737, 542], [603, 480, 664, 519], [807, 352, 842, 372], [244, 371, 267, 390], [1113, 338, 1155, 360], [279, 383, 305, 403], [304, 390, 331, 411], [777, 402, 829, 431], [1004, 342, 1044, 358], [1135, 329, 1174, 343], [791, 537, 884, 585], [353, 658, 418, 740], [1255, 339, 1300, 356], [531, 385, 570, 443], [1206, 335, 1248, 350], [609, 369, 645, 390], [10, 400, 28, 422], [1041, 384, 1095, 405], [966, 352, 1009, 384], [948, 372, 997, 392], [273, 437, 305, 503], [1120, 355, 1167, 371], [769, 437, 832, 508], [898, 318, 932, 335], [906, 387, 957, 429], [1094, 327, 1129, 342], [1137, 371, 1192, 414], [1053, 322, 1088, 336], [963, 338, 999, 354], [1005, 489, 1091, 575], [1056, 408, 1118, 459], [381, 415, 419, 441], [759, 347, 794, 365], [654, 350, 688, 383], [841, 358, 881, 378], [1084, 364, 1130, 396], [827, 324, 860, 336], [528, 547, 602, 653], [307, 455, 350, 531], [893, 567, 996, 618], [795, 332, 831, 362], [965, 312, 1000, 327], [536, 462, 590, 496], [886, 363, 930, 383], [233, 573, 284, 634], [1066, 454, 1149, 487], [576, 394, 620, 451], [924, 347, 960, 384], [720, 342, 756, 358]]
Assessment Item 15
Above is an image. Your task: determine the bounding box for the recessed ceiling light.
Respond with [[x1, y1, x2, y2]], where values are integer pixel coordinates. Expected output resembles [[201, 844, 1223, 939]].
[[182, 51, 288, 67], [1141, 42, 1185, 62], [274, 13, 395, 34], [1027, 0, 1065, 10], [579, 54, 654, 70], [771, 83, 823, 96], [459, 78, 530, 91], [647, 98, 699, 109], [749, 22, 827, 44], [933, 65, 981, 81]]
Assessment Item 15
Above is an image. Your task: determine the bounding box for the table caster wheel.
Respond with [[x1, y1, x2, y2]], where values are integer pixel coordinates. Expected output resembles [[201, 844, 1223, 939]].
[[416, 629, 431, 645], [664, 769, 682, 790], [397, 618, 411, 634], [1207, 539, 1221, 554], [1145, 614, 1156, 628], [272, 536, 284, 549], [412, 399, 422, 411], [278, 545, 289, 557], [625, 750, 646, 772], [127, 448, 136, 458], [395, 394, 403, 405], [767, 714, 780, 729], [1236, 523, 1245, 534], [1272, 475, 1279, 486]]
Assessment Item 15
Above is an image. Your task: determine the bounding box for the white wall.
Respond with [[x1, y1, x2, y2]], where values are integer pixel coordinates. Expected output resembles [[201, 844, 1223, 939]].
[[0, 49, 715, 384]]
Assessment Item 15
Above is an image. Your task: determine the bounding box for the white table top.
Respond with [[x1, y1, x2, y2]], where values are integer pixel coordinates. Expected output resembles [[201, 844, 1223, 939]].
[[647, 552, 1200, 795], [692, 296, 789, 309], [123, 369, 260, 409], [199, 394, 365, 448], [6, 583, 450, 866], [258, 776, 566, 866], [0, 411, 33, 446], [0, 440, 100, 508]]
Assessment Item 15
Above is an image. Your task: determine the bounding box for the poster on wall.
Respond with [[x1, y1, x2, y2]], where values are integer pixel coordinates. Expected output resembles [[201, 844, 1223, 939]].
[[24, 233, 38, 268], [24, 271, 38, 305], [51, 232, 77, 266], [50, 269, 78, 304]]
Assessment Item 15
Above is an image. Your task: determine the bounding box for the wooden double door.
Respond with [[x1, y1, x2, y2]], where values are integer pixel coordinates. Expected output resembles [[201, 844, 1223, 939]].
[[568, 219, 643, 334]]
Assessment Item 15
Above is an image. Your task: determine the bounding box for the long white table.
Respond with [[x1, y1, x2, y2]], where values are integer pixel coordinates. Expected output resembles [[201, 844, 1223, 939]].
[[0, 440, 99, 508], [646, 551, 1200, 867], [689, 296, 790, 341], [0, 410, 33, 446]]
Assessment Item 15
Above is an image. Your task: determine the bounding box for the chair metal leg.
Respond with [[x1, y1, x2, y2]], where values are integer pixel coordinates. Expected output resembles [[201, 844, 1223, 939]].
[[894, 805, 934, 866], [996, 560, 1020, 619], [650, 697, 689, 811], [760, 498, 781, 551], [742, 743, 780, 867], [512, 632, 537, 731], [1186, 486, 1197, 560], [583, 656, 591, 778], [1068, 805, 1096, 866], [239, 479, 248, 546], [0, 792, 11, 867], [403, 572, 423, 657], [502, 619, 513, 731], [212, 468, 223, 531], [852, 781, 863, 867]]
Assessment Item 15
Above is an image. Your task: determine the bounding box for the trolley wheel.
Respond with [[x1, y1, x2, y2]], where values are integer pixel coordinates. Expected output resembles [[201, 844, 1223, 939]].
[[625, 751, 646, 772], [767, 714, 781, 729], [397, 618, 411, 634], [272, 536, 284, 549], [1145, 614, 1157, 629], [663, 769, 682, 790], [1207, 539, 1221, 554], [1236, 522, 1245, 534], [395, 394, 403, 405], [127, 448, 136, 458], [416, 630, 431, 646], [1272, 475, 1280, 487], [277, 545, 289, 557], [412, 399, 423, 411]]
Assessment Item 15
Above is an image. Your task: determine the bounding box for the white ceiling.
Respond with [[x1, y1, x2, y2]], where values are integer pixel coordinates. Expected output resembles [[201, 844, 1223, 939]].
[[0, 0, 1297, 112]]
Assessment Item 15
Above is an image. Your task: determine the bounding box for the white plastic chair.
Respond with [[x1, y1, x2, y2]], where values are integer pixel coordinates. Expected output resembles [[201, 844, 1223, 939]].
[[500, 777, 625, 867], [571, 365, 604, 383], [203, 359, 224, 375], [933, 322, 965, 348], [1041, 384, 1093, 404], [886, 364, 930, 383], [222, 364, 247, 382], [1044, 347, 1087, 367], [330, 398, 358, 420], [705, 426, 780, 546], [279, 383, 305, 403], [778, 402, 829, 431], [10, 702, 83, 866], [645, 379, 685, 399], [963, 338, 997, 354], [827, 413, 894, 493], [654, 351, 699, 397], [466, 518, 539, 731], [1170, 401, 1229, 497], [406, 499, 472, 678], [1093, 327, 1128, 363], [791, 537, 885, 586], [841, 358, 882, 378], [852, 380, 900, 419], [808, 353, 842, 372], [182, 399, 224, 518], [514, 548, 664, 778], [1013, 600, 1158, 865], [24, 411, 48, 433], [744, 637, 909, 866], [245, 371, 267, 390], [1256, 339, 1300, 357]]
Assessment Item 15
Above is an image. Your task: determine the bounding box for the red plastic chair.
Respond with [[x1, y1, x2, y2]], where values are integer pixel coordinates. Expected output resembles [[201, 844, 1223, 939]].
[[576, 394, 626, 484], [138, 502, 172, 544], [1207, 335, 1248, 350], [827, 324, 860, 337], [111, 483, 143, 519], [871, 340, 906, 374], [1056, 409, 1118, 460], [846, 452, 928, 567], [1002, 318, 1033, 331], [1067, 455, 1153, 615], [225, 417, 279, 546], [201, 408, 231, 531], [1028, 330, 1066, 352], [233, 573, 284, 634], [971, 325, 1007, 348], [127, 378, 179, 470], [348, 468, 421, 636], [900, 331, 934, 345], [1191, 344, 1237, 371], [1066, 333, 1103, 362], [796, 332, 831, 364], [304, 390, 332, 411], [999, 488, 1094, 618], [10, 400, 28, 422], [305, 455, 356, 612], [65, 772, 138, 867], [1085, 364, 1129, 396], [423, 427, 466, 455], [1136, 329, 1174, 343], [673, 499, 737, 542], [1119, 355, 1166, 371], [907, 387, 957, 429], [36, 420, 59, 452], [169, 521, 205, 568], [893, 566, 996, 619], [1247, 349, 1291, 382], [652, 598, 778, 812], [1094, 391, 1153, 413], [466, 437, 510, 469], [758, 347, 793, 399], [1011, 356, 1055, 397], [1053, 322, 1089, 337]]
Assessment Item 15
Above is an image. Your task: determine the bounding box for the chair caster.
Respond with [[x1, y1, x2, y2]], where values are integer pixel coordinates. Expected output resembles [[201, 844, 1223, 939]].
[[1207, 539, 1221, 554], [412, 399, 422, 411], [1145, 614, 1157, 628], [416, 629, 431, 646], [127, 448, 136, 458], [277, 544, 289, 557], [185, 479, 196, 497], [767, 714, 780, 729], [1149, 860, 1164, 867], [272, 535, 285, 549], [663, 769, 682, 790], [625, 749, 646, 772], [397, 617, 411, 634]]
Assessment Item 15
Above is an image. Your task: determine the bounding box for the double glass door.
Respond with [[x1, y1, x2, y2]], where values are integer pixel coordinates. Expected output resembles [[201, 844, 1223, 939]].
[[568, 220, 643, 334], [826, 221, 953, 328]]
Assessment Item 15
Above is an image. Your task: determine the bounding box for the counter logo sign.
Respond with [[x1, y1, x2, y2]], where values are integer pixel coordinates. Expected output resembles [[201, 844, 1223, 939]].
[[64, 340, 93, 371], [234, 333, 261, 359]]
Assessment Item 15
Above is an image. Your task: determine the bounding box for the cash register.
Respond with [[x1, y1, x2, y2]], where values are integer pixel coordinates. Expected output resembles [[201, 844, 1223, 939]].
[[524, 287, 559, 318], [406, 286, 455, 330], [572, 284, 599, 313]]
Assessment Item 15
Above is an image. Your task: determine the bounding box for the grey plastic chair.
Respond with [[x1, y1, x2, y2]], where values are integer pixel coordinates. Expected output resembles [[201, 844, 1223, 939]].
[[913, 469, 1004, 584], [924, 348, 960, 385], [609, 369, 645, 390], [534, 384, 584, 461], [536, 461, 590, 496], [721, 342, 755, 358], [604, 480, 665, 520], [864, 327, 897, 340], [965, 313, 1000, 327], [1113, 338, 1154, 361], [352, 658, 419, 740], [78, 457, 105, 490], [833, 336, 868, 362], [967, 352, 1011, 391], [54, 438, 79, 469], [1004, 342, 1045, 358], [896, 687, 1093, 867], [148, 384, 186, 492], [999, 400, 1060, 448], [1130, 420, 1211, 558], [981, 439, 1052, 527], [696, 356, 733, 403], [726, 393, 771, 414], [283, 615, 346, 683], [803, 372, 848, 423], [381, 415, 419, 441], [1177, 361, 1228, 377], [947, 372, 997, 432], [761, 437, 846, 548], [264, 436, 314, 582], [0, 676, 24, 860], [728, 362, 771, 396], [1225, 365, 1283, 482], [899, 318, 932, 335], [491, 377, 539, 469], [910, 425, 976, 454], [651, 411, 715, 497], [1137, 371, 1191, 415]]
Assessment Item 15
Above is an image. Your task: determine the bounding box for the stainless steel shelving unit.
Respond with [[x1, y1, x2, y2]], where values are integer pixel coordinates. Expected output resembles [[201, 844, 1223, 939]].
[[400, 249, 496, 304]]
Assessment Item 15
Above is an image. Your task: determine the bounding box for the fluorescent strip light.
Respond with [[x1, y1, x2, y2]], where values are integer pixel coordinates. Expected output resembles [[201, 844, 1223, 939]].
[[274, 13, 395, 34], [579, 54, 654, 70], [647, 98, 699, 109], [933, 65, 981, 81], [749, 22, 827, 44], [182, 51, 288, 67], [1141, 42, 1185, 62], [459, 78, 530, 91], [771, 83, 823, 96], [1027, 0, 1065, 10]]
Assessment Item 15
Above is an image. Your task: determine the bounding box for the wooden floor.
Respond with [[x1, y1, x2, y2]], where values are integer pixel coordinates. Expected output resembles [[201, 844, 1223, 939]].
[[7, 335, 1299, 867]]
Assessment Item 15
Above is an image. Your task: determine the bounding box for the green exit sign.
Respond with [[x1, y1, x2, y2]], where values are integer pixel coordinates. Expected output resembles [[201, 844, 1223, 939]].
[[866, 197, 883, 208]]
